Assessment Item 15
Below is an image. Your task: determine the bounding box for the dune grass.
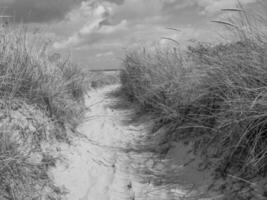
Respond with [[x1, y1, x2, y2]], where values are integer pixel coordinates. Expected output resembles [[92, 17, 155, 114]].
[[120, 4, 267, 199], [0, 26, 91, 127], [0, 26, 91, 199], [90, 71, 120, 89]]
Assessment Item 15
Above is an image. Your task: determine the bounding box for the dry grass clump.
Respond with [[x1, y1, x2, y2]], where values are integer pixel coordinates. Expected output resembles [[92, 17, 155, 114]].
[[0, 100, 61, 200], [121, 47, 199, 116], [0, 26, 90, 128], [120, 4, 267, 199], [0, 26, 90, 199], [189, 41, 267, 199]]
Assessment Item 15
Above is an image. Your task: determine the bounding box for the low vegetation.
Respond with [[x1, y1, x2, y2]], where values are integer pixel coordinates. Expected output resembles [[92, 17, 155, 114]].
[[0, 26, 90, 199], [120, 4, 267, 200], [90, 71, 120, 89]]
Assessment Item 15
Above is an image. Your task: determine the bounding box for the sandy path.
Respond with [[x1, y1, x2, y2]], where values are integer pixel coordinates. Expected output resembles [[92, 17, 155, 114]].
[[50, 85, 211, 200]]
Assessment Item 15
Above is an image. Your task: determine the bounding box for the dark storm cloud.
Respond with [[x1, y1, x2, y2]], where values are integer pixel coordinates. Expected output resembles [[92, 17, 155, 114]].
[[0, 0, 84, 23]]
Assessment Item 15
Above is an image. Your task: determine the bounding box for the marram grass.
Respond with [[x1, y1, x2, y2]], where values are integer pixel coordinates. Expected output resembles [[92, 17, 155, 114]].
[[120, 4, 267, 199], [0, 26, 91, 199]]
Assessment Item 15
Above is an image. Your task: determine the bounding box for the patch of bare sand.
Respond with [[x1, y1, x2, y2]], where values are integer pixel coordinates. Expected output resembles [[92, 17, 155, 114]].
[[50, 85, 216, 200]]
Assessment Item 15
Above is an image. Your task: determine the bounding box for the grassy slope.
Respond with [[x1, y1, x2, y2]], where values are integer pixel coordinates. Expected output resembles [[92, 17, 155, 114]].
[[0, 26, 91, 199], [120, 6, 267, 200]]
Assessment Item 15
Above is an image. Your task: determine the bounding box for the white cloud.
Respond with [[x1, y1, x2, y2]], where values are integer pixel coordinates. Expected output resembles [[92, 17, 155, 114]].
[[50, 0, 259, 69], [98, 19, 127, 34], [53, 1, 128, 49]]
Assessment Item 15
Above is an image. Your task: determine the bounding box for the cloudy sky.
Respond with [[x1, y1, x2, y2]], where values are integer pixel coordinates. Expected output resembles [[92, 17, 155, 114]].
[[0, 0, 260, 69]]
